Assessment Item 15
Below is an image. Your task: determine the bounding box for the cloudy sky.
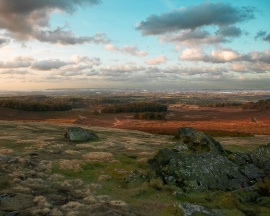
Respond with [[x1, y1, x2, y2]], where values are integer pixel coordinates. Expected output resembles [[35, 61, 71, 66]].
[[0, 0, 270, 91]]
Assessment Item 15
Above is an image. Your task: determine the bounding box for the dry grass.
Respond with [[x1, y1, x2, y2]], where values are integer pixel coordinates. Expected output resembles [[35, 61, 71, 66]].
[[0, 148, 13, 154], [59, 159, 85, 172], [64, 150, 81, 155], [82, 152, 113, 162], [1, 120, 270, 216]]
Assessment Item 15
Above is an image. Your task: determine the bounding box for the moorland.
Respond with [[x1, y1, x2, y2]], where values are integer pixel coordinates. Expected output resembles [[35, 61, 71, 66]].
[[0, 89, 269, 215]]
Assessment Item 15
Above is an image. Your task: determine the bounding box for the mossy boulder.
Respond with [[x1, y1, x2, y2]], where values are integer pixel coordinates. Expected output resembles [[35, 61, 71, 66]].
[[149, 149, 255, 192], [148, 127, 266, 193], [65, 127, 98, 142], [251, 143, 270, 175], [174, 127, 226, 154]]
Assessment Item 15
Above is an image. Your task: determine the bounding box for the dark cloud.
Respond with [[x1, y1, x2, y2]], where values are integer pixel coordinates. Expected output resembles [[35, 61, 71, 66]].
[[0, 0, 103, 44], [137, 2, 255, 35], [31, 59, 70, 71], [231, 62, 270, 74], [242, 50, 270, 64], [0, 56, 34, 68], [216, 26, 242, 37], [35, 29, 109, 45], [255, 31, 270, 42], [160, 29, 226, 46], [0, 37, 9, 46], [0, 0, 100, 14]]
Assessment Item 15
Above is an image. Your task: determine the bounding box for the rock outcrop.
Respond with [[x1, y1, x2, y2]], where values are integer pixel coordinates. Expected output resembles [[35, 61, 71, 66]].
[[148, 127, 267, 192], [65, 127, 98, 142], [251, 143, 270, 175]]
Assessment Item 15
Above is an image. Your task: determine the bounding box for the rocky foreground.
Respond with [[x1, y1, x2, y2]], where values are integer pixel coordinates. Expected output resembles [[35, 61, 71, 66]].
[[0, 121, 269, 215]]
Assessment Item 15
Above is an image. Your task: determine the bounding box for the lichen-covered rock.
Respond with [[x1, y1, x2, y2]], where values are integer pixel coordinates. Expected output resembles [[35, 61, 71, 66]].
[[149, 149, 252, 192], [126, 170, 147, 183], [251, 143, 270, 175], [148, 127, 266, 193], [65, 127, 98, 142], [178, 202, 223, 216], [173, 127, 226, 154], [228, 152, 252, 166]]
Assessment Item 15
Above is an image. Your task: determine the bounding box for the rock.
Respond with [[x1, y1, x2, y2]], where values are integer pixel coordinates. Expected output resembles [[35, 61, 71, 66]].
[[173, 127, 226, 154], [239, 164, 265, 180], [149, 149, 250, 192], [65, 127, 98, 142], [228, 152, 252, 166], [178, 202, 223, 216], [126, 170, 147, 183], [251, 143, 270, 175], [148, 127, 266, 193]]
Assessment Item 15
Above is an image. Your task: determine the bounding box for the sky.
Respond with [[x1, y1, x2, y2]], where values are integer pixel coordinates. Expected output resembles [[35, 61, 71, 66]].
[[0, 0, 270, 91]]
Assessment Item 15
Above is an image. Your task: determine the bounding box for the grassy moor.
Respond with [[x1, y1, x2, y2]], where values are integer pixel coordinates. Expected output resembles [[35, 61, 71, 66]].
[[0, 90, 269, 215]]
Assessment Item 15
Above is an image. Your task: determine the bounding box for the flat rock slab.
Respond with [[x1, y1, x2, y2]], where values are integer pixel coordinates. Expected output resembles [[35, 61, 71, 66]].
[[65, 127, 98, 142]]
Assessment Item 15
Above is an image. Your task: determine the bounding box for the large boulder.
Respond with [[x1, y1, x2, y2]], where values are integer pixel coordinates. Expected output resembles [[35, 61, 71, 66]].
[[149, 149, 260, 192], [250, 143, 270, 175], [148, 127, 266, 192], [65, 127, 98, 142], [173, 127, 226, 154]]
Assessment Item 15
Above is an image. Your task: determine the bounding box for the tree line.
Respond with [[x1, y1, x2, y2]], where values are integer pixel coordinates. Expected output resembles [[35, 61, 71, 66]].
[[199, 102, 242, 108], [101, 102, 168, 113], [134, 112, 166, 120], [0, 100, 72, 112], [242, 99, 270, 111]]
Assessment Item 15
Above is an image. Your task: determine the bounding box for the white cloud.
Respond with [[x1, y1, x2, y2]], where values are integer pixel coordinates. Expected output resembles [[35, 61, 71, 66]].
[[179, 48, 241, 63], [179, 48, 205, 61], [211, 50, 240, 62], [145, 55, 167, 65], [104, 44, 148, 56]]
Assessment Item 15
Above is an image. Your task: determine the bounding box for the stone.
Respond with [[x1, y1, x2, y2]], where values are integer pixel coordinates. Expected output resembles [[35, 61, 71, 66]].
[[251, 143, 270, 175], [239, 164, 265, 180], [148, 127, 267, 193], [126, 170, 147, 183], [228, 152, 252, 166], [178, 202, 223, 216], [149, 149, 250, 192], [173, 127, 226, 154], [65, 127, 98, 142]]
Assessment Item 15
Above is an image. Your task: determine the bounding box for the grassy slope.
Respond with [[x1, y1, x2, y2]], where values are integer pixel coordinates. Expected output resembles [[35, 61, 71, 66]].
[[0, 121, 269, 215]]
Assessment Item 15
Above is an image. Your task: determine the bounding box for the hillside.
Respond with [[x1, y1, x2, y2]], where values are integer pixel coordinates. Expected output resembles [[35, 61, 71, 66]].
[[0, 121, 270, 215]]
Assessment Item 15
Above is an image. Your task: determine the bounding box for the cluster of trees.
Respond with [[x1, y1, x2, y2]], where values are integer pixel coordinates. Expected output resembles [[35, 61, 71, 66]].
[[0, 100, 72, 112], [242, 99, 270, 111], [199, 102, 242, 108], [101, 102, 167, 113], [134, 112, 166, 120]]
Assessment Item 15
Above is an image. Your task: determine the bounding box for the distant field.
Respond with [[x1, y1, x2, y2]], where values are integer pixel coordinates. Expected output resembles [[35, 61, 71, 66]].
[[0, 91, 269, 137], [0, 105, 269, 136]]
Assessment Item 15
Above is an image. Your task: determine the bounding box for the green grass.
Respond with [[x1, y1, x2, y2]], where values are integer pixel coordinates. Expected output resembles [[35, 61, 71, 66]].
[[0, 139, 32, 152], [224, 144, 251, 153], [51, 154, 182, 215], [206, 131, 254, 137]]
